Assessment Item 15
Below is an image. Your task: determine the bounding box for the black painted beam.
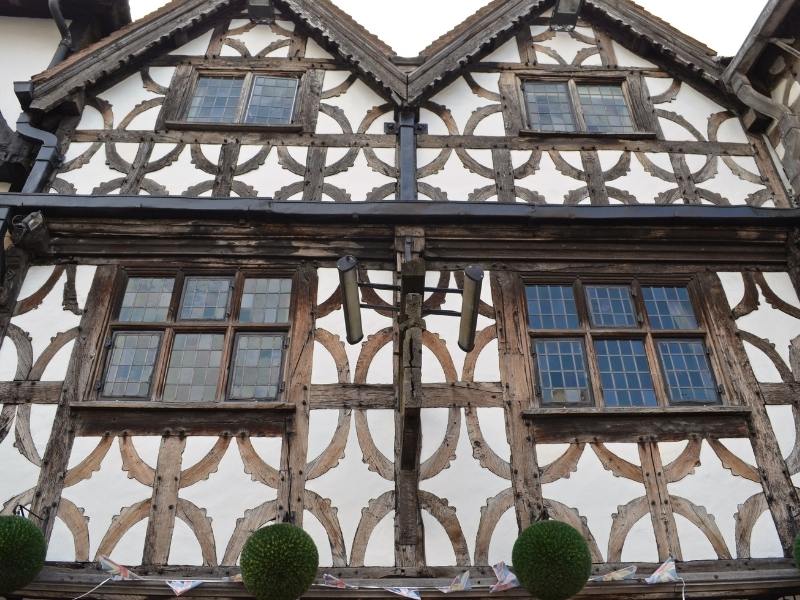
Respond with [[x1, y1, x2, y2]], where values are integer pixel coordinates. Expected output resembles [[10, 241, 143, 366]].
[[2, 193, 800, 224]]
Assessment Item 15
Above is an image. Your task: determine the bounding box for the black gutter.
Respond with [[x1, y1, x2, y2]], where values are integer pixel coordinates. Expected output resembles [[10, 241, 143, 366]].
[[47, 0, 74, 68], [2, 194, 800, 225], [15, 114, 61, 194]]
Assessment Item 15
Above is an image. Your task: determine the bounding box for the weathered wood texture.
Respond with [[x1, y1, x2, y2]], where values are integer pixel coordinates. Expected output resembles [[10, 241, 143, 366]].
[[29, 265, 116, 542], [491, 271, 545, 529], [142, 435, 186, 565], [696, 272, 800, 556]]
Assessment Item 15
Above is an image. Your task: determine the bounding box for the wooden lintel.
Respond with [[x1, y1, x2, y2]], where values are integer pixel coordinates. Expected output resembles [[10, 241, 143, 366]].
[[523, 407, 753, 444], [0, 381, 62, 404], [759, 382, 800, 405], [70, 403, 294, 436]]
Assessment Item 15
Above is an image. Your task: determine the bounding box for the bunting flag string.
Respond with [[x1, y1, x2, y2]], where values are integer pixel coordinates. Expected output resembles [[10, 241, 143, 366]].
[[644, 557, 686, 600], [489, 562, 520, 593], [589, 565, 637, 582], [437, 570, 471, 594]]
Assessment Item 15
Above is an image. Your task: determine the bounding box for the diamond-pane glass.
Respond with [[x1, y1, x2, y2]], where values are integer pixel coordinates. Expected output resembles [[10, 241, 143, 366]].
[[534, 339, 590, 404], [230, 334, 283, 400], [102, 332, 160, 397], [119, 277, 174, 322], [244, 76, 298, 125], [585, 285, 637, 327], [187, 76, 244, 123], [179, 277, 232, 320], [526, 285, 579, 329], [595, 339, 657, 407], [643, 286, 698, 330], [163, 333, 223, 402], [657, 340, 719, 404], [524, 82, 577, 133], [240, 278, 292, 323], [577, 85, 635, 134]]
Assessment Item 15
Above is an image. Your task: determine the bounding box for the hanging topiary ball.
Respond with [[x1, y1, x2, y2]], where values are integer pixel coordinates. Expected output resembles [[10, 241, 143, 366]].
[[240, 523, 319, 600], [794, 533, 800, 570], [0, 515, 47, 595], [511, 520, 592, 600]]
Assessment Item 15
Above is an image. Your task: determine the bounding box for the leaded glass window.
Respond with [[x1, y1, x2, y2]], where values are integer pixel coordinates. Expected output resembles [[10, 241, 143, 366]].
[[185, 73, 298, 126], [526, 279, 722, 408], [523, 82, 577, 133], [522, 79, 648, 135], [577, 85, 635, 134], [99, 271, 293, 402], [102, 332, 161, 397]]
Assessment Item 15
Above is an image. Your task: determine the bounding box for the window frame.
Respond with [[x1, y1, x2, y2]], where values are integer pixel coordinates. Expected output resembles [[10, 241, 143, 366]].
[[518, 74, 657, 137], [525, 275, 726, 409], [94, 269, 294, 404], [161, 67, 310, 133]]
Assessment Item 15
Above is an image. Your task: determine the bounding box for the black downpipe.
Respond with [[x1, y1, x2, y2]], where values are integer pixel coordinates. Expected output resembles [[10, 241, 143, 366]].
[[47, 0, 74, 68], [15, 0, 73, 194], [17, 113, 60, 194]]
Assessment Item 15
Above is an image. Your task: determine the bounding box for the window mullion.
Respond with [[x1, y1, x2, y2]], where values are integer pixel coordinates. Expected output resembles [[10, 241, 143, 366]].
[[567, 80, 587, 133], [218, 326, 236, 402], [574, 279, 602, 408], [238, 73, 255, 124], [634, 279, 670, 408], [151, 327, 174, 403]]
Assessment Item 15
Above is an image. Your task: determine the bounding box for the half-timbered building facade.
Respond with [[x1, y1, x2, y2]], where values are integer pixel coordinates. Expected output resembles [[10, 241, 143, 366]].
[[2, 0, 800, 597]]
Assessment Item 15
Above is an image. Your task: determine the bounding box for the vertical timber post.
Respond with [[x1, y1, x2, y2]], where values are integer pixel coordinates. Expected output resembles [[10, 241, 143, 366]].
[[394, 227, 426, 566], [388, 109, 423, 201]]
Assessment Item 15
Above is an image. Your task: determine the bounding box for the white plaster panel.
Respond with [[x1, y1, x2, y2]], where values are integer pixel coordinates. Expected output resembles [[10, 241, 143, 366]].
[[659, 83, 725, 141], [698, 157, 766, 205], [473, 111, 505, 136], [168, 518, 204, 565], [305, 37, 334, 60], [480, 38, 520, 63], [430, 77, 497, 135], [315, 268, 394, 384], [148, 67, 176, 89], [517, 151, 583, 204], [179, 436, 279, 565], [469, 73, 501, 96], [324, 151, 396, 202], [323, 78, 387, 133], [421, 414, 510, 563], [418, 151, 493, 202], [606, 152, 674, 204], [10, 268, 81, 372], [97, 73, 160, 129], [0, 336, 17, 379], [542, 444, 650, 562], [75, 104, 105, 130], [226, 24, 289, 57], [0, 18, 61, 133], [60, 437, 161, 562], [235, 147, 306, 197], [58, 145, 122, 194], [666, 441, 764, 559], [766, 405, 796, 462], [304, 411, 394, 564], [487, 506, 518, 564], [749, 511, 783, 558], [715, 115, 750, 144], [535, 31, 597, 65], [610, 41, 657, 68], [147, 145, 211, 196], [169, 29, 213, 56], [717, 272, 745, 309]]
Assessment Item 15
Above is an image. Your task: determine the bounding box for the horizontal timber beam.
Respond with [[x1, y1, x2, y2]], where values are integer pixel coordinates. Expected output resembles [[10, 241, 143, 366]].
[[309, 382, 503, 409], [3, 195, 800, 225]]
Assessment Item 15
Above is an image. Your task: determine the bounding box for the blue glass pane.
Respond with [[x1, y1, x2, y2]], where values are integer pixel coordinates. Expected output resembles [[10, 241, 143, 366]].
[[119, 277, 174, 322], [526, 285, 579, 329], [595, 339, 657, 407], [577, 85, 635, 134], [187, 76, 244, 123], [534, 339, 590, 404], [657, 340, 720, 404], [643, 286, 698, 330], [585, 285, 636, 327], [524, 82, 577, 133], [102, 332, 160, 397], [244, 76, 298, 125], [179, 277, 232, 321]]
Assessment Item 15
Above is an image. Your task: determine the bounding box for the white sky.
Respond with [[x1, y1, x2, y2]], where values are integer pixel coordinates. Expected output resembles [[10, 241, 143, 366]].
[[129, 0, 767, 57]]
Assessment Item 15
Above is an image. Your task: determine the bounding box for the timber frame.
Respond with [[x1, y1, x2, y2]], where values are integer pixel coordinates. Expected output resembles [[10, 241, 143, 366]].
[[1, 0, 800, 597]]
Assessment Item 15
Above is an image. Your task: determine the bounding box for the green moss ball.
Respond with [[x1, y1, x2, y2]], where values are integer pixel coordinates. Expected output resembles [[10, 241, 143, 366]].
[[0, 515, 47, 594], [511, 520, 592, 600], [240, 523, 319, 600], [794, 534, 800, 570]]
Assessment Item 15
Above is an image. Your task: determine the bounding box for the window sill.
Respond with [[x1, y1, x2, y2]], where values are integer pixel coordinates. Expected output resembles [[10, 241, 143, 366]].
[[164, 120, 304, 134], [522, 406, 752, 443], [71, 401, 295, 436], [518, 129, 657, 140]]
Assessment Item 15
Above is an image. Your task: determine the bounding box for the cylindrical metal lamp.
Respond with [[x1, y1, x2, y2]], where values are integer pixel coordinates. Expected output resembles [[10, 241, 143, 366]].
[[458, 265, 484, 352], [337, 255, 364, 345]]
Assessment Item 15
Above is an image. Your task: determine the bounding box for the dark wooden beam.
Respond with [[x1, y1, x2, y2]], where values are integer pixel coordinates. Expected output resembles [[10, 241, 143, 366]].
[[523, 407, 753, 444], [70, 402, 294, 436], [308, 382, 504, 409]]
